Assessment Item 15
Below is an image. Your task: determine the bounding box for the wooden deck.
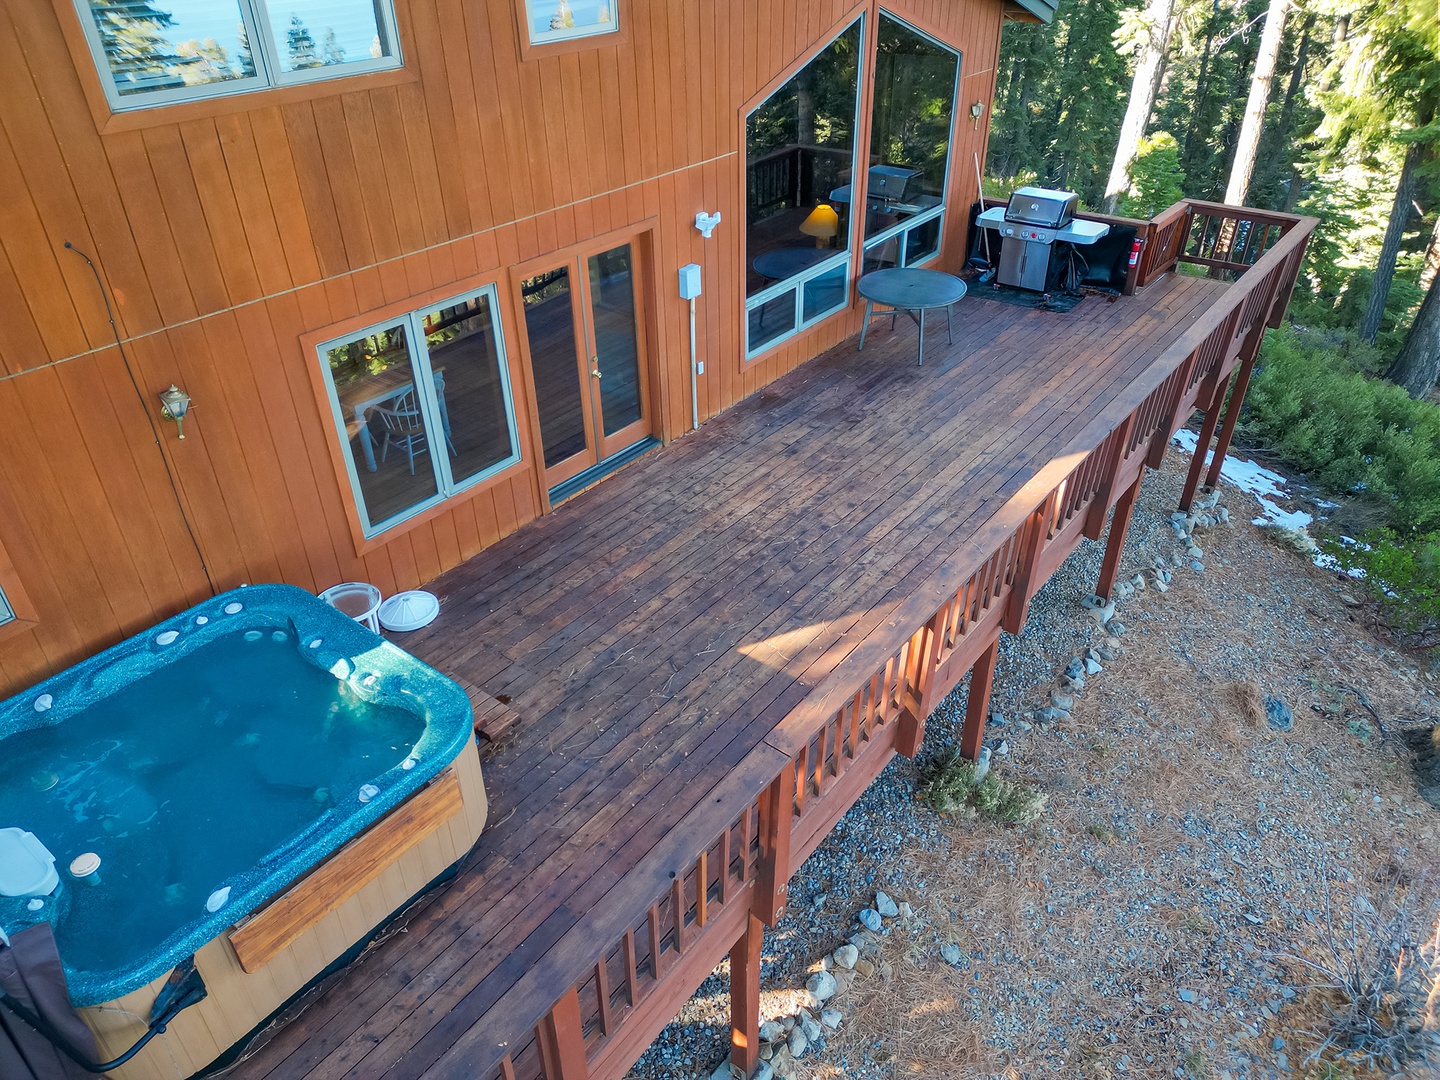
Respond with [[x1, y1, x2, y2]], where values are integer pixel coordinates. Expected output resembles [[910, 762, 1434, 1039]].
[[228, 207, 1312, 1080]]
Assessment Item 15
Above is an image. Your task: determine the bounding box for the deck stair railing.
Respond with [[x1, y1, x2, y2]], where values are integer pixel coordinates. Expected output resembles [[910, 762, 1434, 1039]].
[[462, 201, 1315, 1080]]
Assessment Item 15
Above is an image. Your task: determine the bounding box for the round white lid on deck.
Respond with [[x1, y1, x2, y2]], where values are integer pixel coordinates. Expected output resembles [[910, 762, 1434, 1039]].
[[378, 591, 439, 632], [0, 828, 59, 897]]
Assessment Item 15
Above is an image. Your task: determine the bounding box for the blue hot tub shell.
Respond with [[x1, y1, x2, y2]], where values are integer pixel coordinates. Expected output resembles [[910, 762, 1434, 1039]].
[[0, 583, 476, 1015]]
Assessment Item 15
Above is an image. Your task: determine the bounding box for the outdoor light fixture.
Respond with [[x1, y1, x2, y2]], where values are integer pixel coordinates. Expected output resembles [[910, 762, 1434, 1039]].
[[158, 384, 192, 440], [970, 101, 985, 127], [799, 203, 840, 247]]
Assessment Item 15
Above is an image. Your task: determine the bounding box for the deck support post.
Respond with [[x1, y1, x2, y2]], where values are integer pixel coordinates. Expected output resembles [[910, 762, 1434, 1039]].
[[1097, 475, 1142, 602], [754, 763, 794, 924], [729, 913, 765, 1080], [1203, 327, 1265, 490], [1003, 492, 1057, 634], [1178, 377, 1228, 512], [959, 636, 1000, 761], [537, 988, 589, 1080]]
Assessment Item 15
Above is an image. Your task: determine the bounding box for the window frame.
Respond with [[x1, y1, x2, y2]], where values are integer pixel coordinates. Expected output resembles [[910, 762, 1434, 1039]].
[[742, 14, 868, 362], [520, 0, 621, 48], [71, 0, 404, 113], [859, 12, 962, 274], [315, 283, 524, 541]]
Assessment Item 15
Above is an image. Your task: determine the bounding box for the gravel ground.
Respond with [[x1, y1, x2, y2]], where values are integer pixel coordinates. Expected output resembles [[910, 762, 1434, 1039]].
[[626, 443, 1440, 1080]]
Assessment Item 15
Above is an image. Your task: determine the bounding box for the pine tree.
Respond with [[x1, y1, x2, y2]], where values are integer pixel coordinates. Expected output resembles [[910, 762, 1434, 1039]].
[[87, 0, 186, 93], [175, 37, 235, 86], [1122, 132, 1186, 217], [321, 27, 345, 66], [1223, 0, 1291, 206], [1103, 0, 1177, 213], [287, 15, 321, 69]]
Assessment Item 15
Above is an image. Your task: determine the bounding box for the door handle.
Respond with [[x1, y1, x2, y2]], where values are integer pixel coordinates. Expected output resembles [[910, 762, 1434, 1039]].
[[590, 358, 602, 379]]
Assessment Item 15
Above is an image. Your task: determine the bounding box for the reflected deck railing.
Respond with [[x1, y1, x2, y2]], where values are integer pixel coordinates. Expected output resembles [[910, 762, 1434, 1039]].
[[436, 199, 1317, 1080]]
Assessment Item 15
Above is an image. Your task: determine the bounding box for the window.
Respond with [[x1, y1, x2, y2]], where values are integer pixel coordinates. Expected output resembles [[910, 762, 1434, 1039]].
[[744, 18, 864, 359], [0, 586, 13, 630], [860, 14, 960, 274], [317, 285, 522, 538], [523, 0, 619, 45], [74, 0, 401, 110]]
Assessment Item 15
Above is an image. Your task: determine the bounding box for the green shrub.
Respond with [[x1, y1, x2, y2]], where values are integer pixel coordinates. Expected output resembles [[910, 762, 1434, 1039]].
[[1321, 529, 1440, 631], [1243, 327, 1440, 533], [916, 745, 1047, 825], [1120, 132, 1185, 219]]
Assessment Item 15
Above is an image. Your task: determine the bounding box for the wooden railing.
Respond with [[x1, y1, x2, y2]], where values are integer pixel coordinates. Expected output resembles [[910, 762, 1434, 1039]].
[[465, 202, 1317, 1080]]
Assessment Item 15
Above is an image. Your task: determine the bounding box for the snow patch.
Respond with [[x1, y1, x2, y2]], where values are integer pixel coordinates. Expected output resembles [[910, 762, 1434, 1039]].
[[1171, 431, 1362, 576]]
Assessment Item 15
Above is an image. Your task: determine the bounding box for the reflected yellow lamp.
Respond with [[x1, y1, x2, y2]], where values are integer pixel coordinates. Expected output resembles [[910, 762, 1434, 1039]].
[[799, 203, 840, 248]]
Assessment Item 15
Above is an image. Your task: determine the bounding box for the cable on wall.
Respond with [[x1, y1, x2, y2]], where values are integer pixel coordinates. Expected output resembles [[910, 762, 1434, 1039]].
[[65, 241, 218, 597]]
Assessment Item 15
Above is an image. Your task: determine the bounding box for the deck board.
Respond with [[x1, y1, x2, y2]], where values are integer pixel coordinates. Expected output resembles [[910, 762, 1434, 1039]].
[[230, 274, 1227, 1080]]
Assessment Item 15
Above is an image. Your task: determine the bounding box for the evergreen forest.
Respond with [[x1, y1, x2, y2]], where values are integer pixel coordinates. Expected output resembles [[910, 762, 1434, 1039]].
[[987, 0, 1440, 636]]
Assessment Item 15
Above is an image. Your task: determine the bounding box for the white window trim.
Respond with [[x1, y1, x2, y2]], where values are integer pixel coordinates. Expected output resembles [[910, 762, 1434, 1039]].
[[524, 1, 621, 46], [0, 586, 13, 629], [863, 205, 947, 270], [743, 14, 867, 360], [745, 252, 853, 361], [74, 0, 403, 112], [317, 283, 522, 539]]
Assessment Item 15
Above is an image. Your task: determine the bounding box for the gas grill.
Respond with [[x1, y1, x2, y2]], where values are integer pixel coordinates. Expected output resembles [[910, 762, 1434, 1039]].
[[975, 187, 1110, 292]]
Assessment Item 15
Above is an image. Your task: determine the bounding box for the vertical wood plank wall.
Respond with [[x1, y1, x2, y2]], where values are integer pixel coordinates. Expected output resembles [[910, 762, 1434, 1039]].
[[0, 0, 1004, 697]]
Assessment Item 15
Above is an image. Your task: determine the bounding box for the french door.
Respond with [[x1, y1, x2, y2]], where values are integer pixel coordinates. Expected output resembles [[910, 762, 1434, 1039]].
[[516, 239, 653, 494]]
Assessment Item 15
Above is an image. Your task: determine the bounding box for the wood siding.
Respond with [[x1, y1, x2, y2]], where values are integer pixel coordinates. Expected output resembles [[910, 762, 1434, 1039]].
[[0, 0, 1004, 697]]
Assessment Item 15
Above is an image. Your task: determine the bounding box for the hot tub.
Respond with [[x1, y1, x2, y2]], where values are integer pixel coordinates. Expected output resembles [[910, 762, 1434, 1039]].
[[0, 584, 485, 1080]]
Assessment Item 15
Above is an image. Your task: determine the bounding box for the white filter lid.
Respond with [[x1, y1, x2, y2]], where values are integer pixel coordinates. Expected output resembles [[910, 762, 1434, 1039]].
[[378, 590, 440, 632], [0, 828, 59, 897]]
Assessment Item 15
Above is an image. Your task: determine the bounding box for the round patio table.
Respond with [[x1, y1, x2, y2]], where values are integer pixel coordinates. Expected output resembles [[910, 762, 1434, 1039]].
[[856, 267, 968, 366]]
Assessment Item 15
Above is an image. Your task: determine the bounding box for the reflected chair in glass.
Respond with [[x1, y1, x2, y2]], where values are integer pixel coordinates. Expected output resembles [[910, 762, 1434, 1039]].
[[375, 391, 430, 475]]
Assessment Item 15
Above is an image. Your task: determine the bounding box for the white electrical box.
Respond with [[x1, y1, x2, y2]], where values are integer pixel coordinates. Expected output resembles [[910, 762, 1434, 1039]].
[[678, 263, 702, 300]]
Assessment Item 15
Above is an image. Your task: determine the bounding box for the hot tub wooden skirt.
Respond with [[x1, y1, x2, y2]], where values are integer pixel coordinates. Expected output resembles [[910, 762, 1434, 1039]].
[[76, 739, 488, 1080]]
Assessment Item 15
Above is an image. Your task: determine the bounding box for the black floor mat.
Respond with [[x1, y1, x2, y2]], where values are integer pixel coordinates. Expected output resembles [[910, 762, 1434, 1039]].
[[965, 280, 1088, 313]]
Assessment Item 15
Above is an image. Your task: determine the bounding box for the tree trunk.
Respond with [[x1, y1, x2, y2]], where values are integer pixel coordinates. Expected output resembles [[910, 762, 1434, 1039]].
[[1387, 268, 1440, 397], [1102, 0, 1177, 214], [1223, 0, 1290, 206], [1361, 141, 1423, 344], [1421, 214, 1440, 292], [1182, 7, 1218, 177]]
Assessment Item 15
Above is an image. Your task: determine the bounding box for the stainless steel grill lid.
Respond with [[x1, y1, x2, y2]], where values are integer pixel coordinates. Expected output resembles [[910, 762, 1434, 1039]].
[[1003, 186, 1079, 229]]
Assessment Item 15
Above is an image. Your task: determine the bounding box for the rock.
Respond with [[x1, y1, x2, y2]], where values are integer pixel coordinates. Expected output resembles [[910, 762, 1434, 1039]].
[[1108, 622, 1126, 636], [858, 908, 883, 932], [1188, 544, 1203, 559], [1263, 695, 1294, 732], [760, 1020, 786, 1042], [1218, 507, 1230, 524], [788, 1027, 808, 1058], [1272, 1037, 1286, 1051], [1097, 645, 1117, 662], [1017, 720, 1033, 733], [1277, 1053, 1289, 1071], [782, 1016, 796, 1031], [940, 942, 962, 965], [1088, 601, 1116, 626], [995, 740, 1010, 757], [1131, 572, 1147, 590], [875, 891, 899, 917], [1036, 706, 1066, 724], [877, 959, 893, 982], [1052, 691, 1074, 712], [760, 1041, 774, 1061], [799, 1012, 822, 1042], [988, 708, 1007, 727], [806, 971, 838, 1002], [1115, 581, 1134, 600], [1085, 658, 1103, 675], [754, 1062, 775, 1080], [773, 1048, 796, 1077], [1171, 551, 1185, 568], [1179, 988, 1197, 1003], [1190, 559, 1205, 572], [833, 968, 853, 996], [898, 901, 914, 919], [821, 1008, 842, 1030], [1153, 579, 1169, 593], [972, 746, 992, 783], [1065, 657, 1086, 679], [853, 958, 876, 977], [832, 944, 858, 969]]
